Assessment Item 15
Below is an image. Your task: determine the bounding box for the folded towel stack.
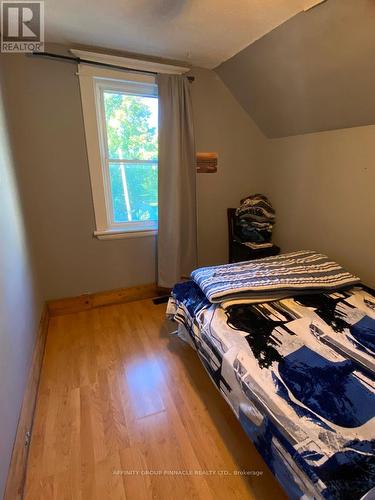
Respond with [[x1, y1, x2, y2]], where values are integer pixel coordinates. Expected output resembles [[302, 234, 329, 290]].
[[235, 194, 275, 249]]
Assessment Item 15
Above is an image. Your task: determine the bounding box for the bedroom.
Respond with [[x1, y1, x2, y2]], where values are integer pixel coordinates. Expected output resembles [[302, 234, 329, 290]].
[[1, 0, 374, 498]]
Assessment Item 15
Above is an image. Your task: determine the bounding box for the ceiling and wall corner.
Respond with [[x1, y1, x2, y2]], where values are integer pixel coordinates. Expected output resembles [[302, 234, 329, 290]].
[[43, 0, 312, 68], [216, 0, 375, 138]]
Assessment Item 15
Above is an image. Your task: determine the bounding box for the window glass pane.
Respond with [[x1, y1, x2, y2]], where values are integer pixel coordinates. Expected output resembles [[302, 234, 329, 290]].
[[103, 92, 158, 161], [109, 162, 158, 223]]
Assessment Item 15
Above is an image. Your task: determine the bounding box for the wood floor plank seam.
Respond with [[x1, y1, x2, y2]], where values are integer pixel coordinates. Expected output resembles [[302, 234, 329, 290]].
[[23, 298, 287, 500]]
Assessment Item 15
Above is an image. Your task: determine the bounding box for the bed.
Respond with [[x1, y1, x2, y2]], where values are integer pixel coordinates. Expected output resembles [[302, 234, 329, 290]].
[[166, 251, 375, 500]]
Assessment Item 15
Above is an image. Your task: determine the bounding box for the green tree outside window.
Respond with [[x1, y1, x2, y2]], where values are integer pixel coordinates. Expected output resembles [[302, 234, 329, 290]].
[[103, 92, 158, 223]]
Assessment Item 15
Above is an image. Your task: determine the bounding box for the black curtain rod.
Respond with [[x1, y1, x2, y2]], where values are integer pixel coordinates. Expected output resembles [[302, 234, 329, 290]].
[[30, 51, 195, 82]]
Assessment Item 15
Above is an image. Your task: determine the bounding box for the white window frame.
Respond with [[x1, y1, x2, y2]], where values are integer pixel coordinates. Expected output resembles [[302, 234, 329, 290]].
[[76, 50, 190, 240], [78, 64, 159, 239]]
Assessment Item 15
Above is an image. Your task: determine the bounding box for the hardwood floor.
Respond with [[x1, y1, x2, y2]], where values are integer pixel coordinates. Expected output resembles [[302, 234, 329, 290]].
[[24, 298, 287, 500]]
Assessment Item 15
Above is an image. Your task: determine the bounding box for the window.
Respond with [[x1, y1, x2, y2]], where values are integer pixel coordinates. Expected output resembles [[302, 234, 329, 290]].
[[98, 80, 158, 231], [78, 65, 159, 238], [76, 51, 189, 239]]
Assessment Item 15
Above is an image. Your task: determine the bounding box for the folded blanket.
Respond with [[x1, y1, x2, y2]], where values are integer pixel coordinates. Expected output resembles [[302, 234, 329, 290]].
[[242, 241, 274, 250], [236, 194, 275, 220], [191, 250, 360, 304]]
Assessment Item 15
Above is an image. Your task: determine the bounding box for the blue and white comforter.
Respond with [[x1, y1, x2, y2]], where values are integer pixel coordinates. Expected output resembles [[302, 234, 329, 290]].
[[167, 281, 375, 500]]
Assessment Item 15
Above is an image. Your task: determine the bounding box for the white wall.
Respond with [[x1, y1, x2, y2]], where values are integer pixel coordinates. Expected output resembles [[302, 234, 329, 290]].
[[264, 125, 375, 287], [0, 61, 42, 499]]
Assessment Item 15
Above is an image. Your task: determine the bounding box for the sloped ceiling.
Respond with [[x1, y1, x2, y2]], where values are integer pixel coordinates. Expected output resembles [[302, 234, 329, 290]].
[[216, 0, 375, 138]]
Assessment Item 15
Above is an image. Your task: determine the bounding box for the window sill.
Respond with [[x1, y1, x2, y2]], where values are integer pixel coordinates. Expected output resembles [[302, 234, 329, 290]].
[[94, 229, 157, 240]]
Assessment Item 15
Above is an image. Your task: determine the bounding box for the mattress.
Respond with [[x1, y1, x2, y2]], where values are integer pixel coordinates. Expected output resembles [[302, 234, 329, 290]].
[[167, 280, 375, 500]]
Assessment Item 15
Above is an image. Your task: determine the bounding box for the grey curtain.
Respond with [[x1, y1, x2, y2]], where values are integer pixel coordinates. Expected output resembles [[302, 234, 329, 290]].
[[157, 74, 197, 288]]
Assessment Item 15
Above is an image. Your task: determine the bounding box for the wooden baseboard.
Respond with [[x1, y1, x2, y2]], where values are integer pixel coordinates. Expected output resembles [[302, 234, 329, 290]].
[[4, 306, 50, 500], [4, 283, 169, 498], [47, 283, 170, 316]]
